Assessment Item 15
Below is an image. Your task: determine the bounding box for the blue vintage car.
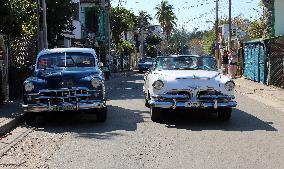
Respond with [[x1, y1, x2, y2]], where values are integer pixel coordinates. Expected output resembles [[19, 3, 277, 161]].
[[22, 48, 107, 124], [138, 57, 154, 72]]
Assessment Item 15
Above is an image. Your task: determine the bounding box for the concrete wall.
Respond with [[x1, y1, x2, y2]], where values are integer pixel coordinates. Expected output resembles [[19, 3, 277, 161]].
[[274, 0, 284, 36]]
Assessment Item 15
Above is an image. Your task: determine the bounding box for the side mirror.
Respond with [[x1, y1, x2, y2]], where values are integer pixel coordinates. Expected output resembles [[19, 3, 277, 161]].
[[29, 64, 35, 71]]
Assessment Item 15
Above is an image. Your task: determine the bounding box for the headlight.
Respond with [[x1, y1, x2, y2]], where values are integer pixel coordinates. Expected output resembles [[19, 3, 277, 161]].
[[152, 80, 164, 90], [24, 82, 35, 92], [91, 78, 102, 88], [225, 81, 235, 91]]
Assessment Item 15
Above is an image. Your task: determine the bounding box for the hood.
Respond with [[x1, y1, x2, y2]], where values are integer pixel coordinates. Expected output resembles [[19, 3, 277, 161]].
[[150, 69, 233, 96], [155, 70, 220, 80], [36, 67, 101, 80]]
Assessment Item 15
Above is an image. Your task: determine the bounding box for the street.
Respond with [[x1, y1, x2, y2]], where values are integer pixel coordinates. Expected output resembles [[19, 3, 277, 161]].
[[0, 73, 284, 169]]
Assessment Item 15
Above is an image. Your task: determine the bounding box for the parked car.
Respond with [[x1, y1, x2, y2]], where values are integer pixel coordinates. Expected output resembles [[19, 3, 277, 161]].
[[143, 55, 237, 122], [138, 57, 154, 72], [22, 48, 107, 124]]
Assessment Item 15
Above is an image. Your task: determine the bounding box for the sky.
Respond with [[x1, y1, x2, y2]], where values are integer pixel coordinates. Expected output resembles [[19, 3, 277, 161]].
[[110, 0, 263, 32]]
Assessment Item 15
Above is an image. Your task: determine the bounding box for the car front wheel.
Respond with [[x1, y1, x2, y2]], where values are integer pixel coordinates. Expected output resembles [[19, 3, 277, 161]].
[[217, 108, 232, 121], [150, 107, 162, 122], [96, 107, 107, 122]]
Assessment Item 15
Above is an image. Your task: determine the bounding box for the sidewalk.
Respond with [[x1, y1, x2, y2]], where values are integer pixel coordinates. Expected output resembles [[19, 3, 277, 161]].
[[234, 77, 284, 103], [0, 101, 24, 136]]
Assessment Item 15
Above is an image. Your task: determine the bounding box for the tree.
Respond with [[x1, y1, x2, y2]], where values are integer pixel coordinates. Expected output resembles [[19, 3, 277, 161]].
[[0, 0, 36, 37], [146, 35, 162, 46], [202, 30, 215, 55], [136, 10, 152, 28], [9, 0, 38, 36], [115, 40, 135, 55], [46, 0, 76, 47], [246, 20, 265, 40], [155, 0, 177, 52], [110, 7, 136, 45], [168, 28, 190, 54]]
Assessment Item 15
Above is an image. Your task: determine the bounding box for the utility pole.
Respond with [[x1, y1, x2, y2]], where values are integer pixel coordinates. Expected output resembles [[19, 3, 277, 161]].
[[141, 28, 144, 58], [215, 0, 220, 68], [42, 0, 48, 49], [228, 0, 232, 49]]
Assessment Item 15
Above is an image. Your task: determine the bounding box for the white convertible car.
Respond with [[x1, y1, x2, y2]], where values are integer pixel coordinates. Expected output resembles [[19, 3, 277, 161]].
[[143, 55, 237, 122]]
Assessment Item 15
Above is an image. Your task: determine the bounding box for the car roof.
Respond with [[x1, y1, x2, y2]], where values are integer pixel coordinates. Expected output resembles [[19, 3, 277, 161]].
[[38, 48, 96, 56]]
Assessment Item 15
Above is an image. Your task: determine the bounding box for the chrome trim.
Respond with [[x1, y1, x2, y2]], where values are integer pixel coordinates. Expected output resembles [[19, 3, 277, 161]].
[[22, 100, 106, 113]]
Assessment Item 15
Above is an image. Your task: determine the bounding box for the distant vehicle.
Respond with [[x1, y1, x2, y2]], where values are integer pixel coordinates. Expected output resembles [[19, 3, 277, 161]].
[[143, 55, 237, 122], [138, 57, 154, 72], [22, 48, 107, 125]]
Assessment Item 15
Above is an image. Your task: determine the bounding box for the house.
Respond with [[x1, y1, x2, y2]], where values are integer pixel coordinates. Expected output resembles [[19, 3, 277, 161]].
[[147, 25, 163, 37], [270, 0, 284, 36]]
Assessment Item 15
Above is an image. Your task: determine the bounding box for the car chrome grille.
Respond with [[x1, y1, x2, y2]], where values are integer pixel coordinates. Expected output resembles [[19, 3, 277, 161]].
[[197, 90, 228, 101], [35, 88, 90, 104], [163, 90, 191, 101]]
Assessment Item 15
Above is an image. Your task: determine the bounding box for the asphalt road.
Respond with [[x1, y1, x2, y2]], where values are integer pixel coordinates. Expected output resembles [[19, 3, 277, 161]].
[[1, 73, 284, 169]]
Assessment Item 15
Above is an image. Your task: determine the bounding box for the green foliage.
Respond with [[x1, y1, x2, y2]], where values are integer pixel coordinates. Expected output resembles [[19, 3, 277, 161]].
[[146, 35, 162, 46], [246, 20, 265, 40], [155, 0, 177, 38], [9, 0, 38, 36], [145, 44, 157, 57], [46, 0, 76, 47], [168, 28, 190, 54], [202, 30, 215, 55], [115, 40, 135, 55], [0, 0, 37, 37], [110, 7, 136, 44]]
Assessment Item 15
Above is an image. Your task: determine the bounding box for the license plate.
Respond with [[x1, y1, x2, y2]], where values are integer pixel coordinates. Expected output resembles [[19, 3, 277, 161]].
[[51, 105, 77, 111], [185, 102, 200, 108]]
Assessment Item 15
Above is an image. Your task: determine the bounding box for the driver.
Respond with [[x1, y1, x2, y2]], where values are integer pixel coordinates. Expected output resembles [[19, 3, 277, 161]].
[[163, 58, 174, 69], [195, 58, 204, 67]]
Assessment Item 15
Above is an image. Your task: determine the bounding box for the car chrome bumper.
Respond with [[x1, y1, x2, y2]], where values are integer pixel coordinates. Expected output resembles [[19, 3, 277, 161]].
[[22, 100, 106, 113], [149, 100, 237, 109]]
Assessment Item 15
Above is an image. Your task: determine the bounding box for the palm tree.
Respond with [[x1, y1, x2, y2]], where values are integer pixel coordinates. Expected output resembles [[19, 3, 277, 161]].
[[155, 0, 177, 53]]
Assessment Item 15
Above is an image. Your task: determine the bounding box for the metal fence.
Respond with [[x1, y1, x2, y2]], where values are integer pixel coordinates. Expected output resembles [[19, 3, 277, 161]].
[[268, 36, 284, 88], [7, 36, 38, 100]]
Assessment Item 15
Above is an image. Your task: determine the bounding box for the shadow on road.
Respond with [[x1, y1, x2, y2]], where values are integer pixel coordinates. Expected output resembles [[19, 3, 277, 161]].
[[105, 74, 144, 101], [158, 108, 277, 131], [34, 104, 146, 140]]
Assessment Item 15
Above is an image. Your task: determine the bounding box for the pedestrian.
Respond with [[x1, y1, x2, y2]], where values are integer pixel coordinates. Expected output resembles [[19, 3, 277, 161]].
[[228, 48, 238, 79], [222, 50, 229, 75]]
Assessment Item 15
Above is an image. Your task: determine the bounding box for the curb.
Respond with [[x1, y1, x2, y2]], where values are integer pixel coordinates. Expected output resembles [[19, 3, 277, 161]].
[[0, 114, 25, 136]]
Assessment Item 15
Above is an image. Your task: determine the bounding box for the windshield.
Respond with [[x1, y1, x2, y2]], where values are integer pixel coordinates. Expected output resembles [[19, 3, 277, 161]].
[[37, 52, 96, 69], [155, 56, 217, 71], [139, 58, 153, 64]]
